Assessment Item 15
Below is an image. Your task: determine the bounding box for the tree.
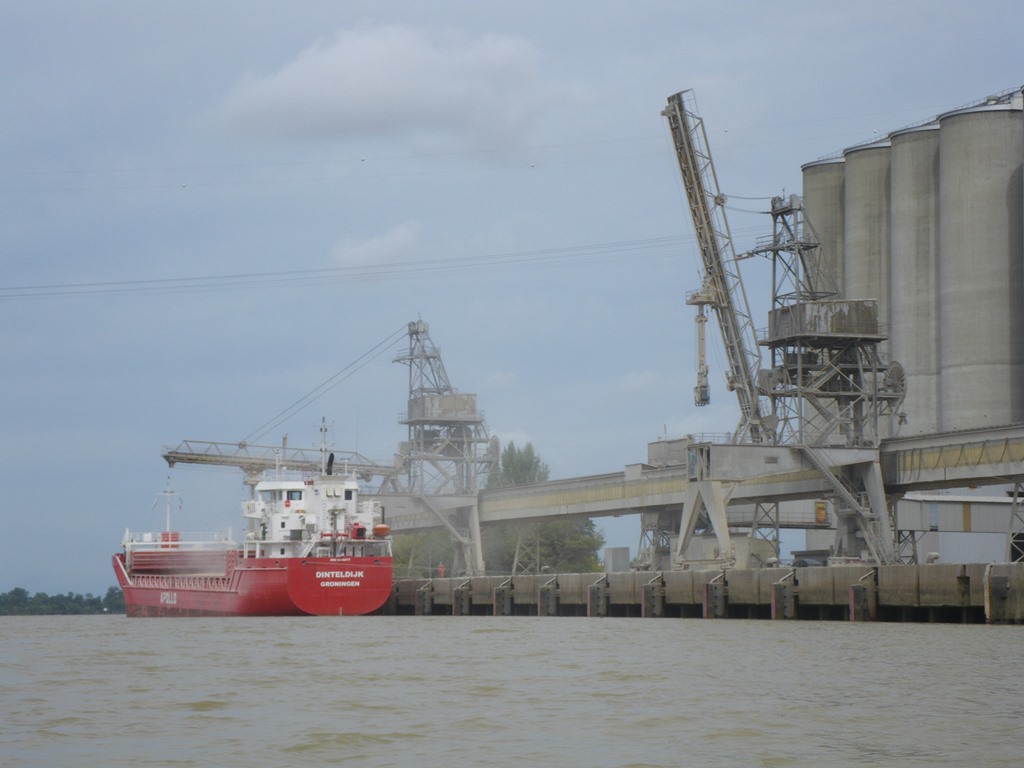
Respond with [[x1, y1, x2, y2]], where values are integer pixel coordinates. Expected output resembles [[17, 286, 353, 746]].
[[487, 441, 550, 488], [0, 586, 125, 615], [484, 442, 604, 573], [0, 587, 29, 614], [103, 586, 125, 613]]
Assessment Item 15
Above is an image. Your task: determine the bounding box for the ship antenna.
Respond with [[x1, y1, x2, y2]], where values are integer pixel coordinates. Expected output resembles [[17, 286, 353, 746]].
[[320, 417, 328, 473], [275, 434, 287, 473]]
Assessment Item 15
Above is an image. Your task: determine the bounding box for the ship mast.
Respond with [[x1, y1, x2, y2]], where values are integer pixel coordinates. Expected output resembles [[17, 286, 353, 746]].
[[155, 475, 175, 532]]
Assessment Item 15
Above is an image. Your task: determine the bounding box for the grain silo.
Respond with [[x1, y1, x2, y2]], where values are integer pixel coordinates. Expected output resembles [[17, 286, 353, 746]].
[[800, 157, 845, 294], [842, 140, 892, 341], [888, 123, 940, 435], [937, 96, 1024, 431], [842, 140, 893, 440]]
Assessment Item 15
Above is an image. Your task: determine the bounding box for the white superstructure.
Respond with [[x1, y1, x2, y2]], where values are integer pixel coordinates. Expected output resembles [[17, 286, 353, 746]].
[[241, 470, 389, 559]]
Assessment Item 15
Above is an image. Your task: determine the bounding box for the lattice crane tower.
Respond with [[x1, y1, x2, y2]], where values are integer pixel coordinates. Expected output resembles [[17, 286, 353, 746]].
[[394, 320, 497, 496]]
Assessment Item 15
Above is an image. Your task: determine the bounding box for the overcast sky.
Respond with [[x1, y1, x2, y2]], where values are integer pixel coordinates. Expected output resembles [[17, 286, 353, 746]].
[[2, 1, 1021, 595]]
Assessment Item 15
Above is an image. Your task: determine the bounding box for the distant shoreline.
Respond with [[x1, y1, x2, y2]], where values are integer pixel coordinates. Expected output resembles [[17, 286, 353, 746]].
[[0, 586, 124, 615]]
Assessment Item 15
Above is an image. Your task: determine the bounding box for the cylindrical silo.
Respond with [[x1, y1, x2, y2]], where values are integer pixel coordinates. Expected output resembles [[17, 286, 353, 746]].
[[801, 157, 845, 295], [938, 97, 1024, 431], [843, 140, 894, 439], [889, 123, 940, 435], [843, 140, 892, 339]]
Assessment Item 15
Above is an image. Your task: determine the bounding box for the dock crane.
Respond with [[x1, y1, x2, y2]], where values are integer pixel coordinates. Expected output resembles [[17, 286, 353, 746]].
[[662, 90, 774, 444], [661, 88, 776, 567], [662, 89, 900, 567]]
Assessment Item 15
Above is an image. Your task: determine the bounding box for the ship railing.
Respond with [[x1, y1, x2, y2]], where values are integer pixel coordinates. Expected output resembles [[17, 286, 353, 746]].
[[124, 531, 237, 550], [259, 468, 307, 482], [130, 573, 233, 591]]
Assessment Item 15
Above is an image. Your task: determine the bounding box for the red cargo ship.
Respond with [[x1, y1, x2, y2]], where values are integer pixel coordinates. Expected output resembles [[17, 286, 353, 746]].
[[113, 470, 393, 616]]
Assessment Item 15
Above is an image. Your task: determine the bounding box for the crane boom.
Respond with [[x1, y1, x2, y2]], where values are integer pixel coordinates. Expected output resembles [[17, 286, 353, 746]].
[[663, 89, 773, 444]]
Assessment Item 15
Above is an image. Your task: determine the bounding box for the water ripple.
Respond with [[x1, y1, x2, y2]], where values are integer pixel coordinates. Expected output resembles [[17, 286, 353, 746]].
[[0, 616, 1021, 767]]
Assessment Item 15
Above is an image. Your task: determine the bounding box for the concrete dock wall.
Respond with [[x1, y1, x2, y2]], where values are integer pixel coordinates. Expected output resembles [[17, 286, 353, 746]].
[[385, 563, 1024, 624]]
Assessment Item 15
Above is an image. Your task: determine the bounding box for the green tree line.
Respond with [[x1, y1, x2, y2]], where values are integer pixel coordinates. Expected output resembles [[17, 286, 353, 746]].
[[0, 586, 124, 615]]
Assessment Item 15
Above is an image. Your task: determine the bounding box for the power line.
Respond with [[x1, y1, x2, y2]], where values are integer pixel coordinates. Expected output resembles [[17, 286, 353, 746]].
[[241, 324, 409, 445], [0, 235, 699, 301]]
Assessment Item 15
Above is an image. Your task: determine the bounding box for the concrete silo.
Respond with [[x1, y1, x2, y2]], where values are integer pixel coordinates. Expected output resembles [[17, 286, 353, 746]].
[[889, 123, 940, 435], [842, 139, 893, 438], [842, 140, 892, 337], [937, 96, 1024, 431], [801, 157, 846, 295]]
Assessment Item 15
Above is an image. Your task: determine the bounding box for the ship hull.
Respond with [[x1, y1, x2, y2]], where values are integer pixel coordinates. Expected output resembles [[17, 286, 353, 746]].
[[113, 553, 393, 617]]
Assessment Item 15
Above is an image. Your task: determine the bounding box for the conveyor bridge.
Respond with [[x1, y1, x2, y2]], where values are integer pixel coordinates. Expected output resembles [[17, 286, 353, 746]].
[[385, 425, 1024, 526], [378, 424, 1024, 568]]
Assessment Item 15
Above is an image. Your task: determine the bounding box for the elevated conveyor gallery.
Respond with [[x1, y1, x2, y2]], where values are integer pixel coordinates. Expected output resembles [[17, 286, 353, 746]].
[[379, 425, 1024, 564]]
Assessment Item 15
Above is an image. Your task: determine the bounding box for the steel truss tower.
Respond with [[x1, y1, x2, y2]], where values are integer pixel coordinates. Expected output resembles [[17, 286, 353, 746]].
[[394, 320, 497, 574], [394, 320, 494, 495], [754, 195, 906, 563], [755, 195, 906, 449]]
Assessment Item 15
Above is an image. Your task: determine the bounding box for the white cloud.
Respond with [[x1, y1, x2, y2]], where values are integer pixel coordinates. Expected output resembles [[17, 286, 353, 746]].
[[220, 24, 564, 149], [331, 221, 420, 266]]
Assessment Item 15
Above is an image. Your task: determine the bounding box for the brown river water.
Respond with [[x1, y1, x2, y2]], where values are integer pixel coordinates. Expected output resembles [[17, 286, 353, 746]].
[[1, 615, 1020, 767]]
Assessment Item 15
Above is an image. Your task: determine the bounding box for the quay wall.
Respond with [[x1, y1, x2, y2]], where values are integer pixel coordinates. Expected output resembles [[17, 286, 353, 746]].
[[384, 563, 1024, 624]]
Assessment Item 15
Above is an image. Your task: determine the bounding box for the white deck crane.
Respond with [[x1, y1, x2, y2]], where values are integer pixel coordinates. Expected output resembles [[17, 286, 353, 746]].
[[662, 90, 774, 444]]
